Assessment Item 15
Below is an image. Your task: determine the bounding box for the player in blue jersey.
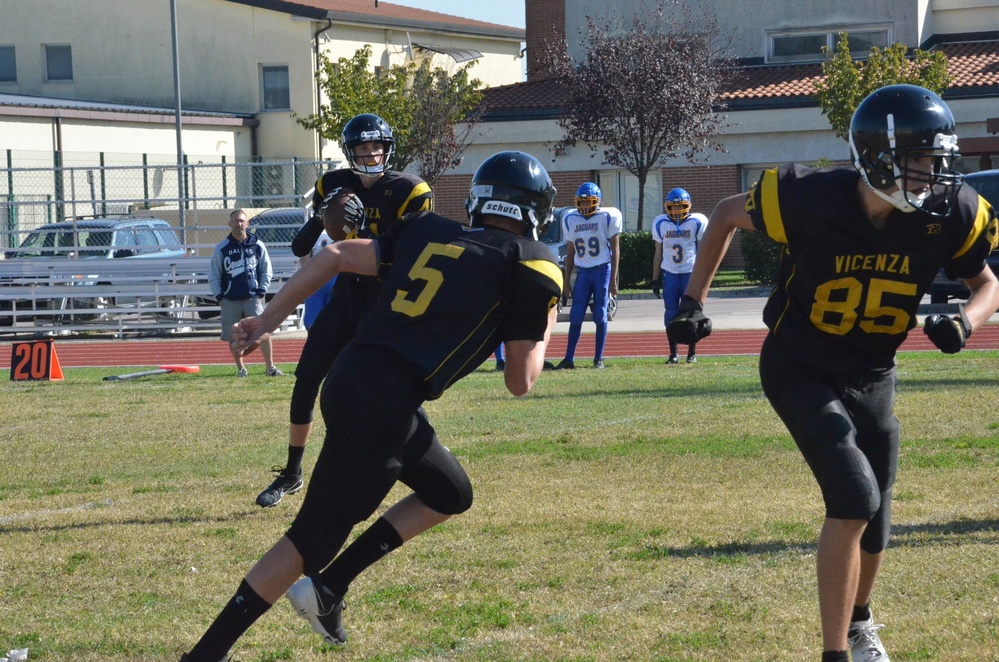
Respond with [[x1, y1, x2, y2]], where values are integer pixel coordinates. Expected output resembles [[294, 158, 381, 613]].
[[652, 188, 708, 363], [553, 182, 622, 369], [670, 85, 999, 662]]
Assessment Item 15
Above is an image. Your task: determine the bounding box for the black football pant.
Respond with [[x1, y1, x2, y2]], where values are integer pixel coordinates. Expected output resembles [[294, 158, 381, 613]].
[[290, 276, 370, 424], [759, 334, 898, 554], [286, 344, 473, 574]]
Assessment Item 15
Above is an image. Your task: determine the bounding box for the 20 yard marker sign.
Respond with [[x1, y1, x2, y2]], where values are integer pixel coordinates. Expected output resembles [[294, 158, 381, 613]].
[[9, 339, 64, 381]]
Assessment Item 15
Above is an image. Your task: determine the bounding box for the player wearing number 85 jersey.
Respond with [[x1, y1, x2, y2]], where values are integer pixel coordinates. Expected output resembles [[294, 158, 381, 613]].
[[668, 84, 999, 662]]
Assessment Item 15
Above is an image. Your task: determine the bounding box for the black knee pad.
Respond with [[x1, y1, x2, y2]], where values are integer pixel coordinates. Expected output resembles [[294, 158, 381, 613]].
[[822, 441, 882, 520], [289, 377, 320, 425], [398, 415, 474, 515], [860, 488, 892, 554], [416, 467, 473, 515]]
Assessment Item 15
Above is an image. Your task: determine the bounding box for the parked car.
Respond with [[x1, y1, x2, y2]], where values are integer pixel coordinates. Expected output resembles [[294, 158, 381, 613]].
[[1, 217, 188, 322], [5, 217, 187, 260], [928, 169, 999, 303], [541, 208, 567, 265], [250, 207, 308, 257]]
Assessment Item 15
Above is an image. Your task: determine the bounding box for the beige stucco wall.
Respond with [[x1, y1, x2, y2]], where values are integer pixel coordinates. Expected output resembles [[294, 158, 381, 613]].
[[0, 0, 524, 163], [0, 116, 250, 164]]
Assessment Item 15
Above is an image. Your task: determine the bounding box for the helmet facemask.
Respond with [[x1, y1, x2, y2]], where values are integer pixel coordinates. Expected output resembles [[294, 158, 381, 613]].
[[574, 182, 602, 217], [665, 199, 691, 221], [575, 195, 600, 216], [340, 115, 395, 178], [347, 139, 393, 178], [664, 187, 692, 221]]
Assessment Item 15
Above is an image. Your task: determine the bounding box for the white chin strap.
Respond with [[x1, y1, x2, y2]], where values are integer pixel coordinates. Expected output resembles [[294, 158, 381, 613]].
[[867, 185, 922, 213]]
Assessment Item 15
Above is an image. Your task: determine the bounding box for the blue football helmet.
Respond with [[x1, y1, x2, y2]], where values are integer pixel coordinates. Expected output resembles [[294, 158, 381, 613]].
[[574, 182, 602, 216], [664, 188, 692, 221]]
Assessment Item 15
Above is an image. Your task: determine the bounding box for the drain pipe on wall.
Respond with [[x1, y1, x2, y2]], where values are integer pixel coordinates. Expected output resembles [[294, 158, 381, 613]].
[[313, 16, 333, 159]]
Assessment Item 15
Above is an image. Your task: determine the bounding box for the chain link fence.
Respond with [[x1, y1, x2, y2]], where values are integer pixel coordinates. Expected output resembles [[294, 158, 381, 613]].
[[0, 153, 331, 336], [1, 153, 328, 252]]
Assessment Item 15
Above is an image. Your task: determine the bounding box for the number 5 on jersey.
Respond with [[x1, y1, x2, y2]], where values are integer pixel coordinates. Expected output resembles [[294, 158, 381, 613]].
[[391, 243, 466, 318]]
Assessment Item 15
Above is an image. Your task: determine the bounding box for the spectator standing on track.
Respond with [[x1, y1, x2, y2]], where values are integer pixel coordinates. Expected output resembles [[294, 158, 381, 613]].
[[208, 209, 283, 378]]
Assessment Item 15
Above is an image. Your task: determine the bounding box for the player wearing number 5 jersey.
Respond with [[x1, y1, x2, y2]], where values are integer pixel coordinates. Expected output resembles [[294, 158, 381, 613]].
[[669, 85, 999, 662], [652, 188, 708, 363], [180, 151, 562, 662], [554, 182, 622, 369]]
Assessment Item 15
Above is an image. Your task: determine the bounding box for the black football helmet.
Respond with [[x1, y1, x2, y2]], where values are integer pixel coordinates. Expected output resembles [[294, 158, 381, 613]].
[[340, 114, 395, 177], [465, 151, 556, 240], [849, 84, 962, 216]]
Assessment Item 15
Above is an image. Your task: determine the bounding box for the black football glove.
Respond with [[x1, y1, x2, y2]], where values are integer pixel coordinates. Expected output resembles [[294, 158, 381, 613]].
[[652, 280, 661, 298], [668, 295, 712, 344], [923, 304, 972, 354]]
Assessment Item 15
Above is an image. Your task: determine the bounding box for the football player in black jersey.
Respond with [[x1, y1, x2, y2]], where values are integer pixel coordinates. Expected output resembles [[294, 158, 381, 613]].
[[670, 85, 999, 662], [255, 113, 434, 509], [180, 151, 562, 662]]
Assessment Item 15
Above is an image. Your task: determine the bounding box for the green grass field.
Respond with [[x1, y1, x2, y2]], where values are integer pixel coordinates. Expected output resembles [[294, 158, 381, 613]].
[[1, 353, 997, 661]]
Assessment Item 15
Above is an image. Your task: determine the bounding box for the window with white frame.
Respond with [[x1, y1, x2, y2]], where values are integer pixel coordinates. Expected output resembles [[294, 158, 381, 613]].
[[596, 170, 663, 232], [768, 27, 890, 63], [0, 46, 15, 83], [261, 65, 290, 110], [44, 44, 73, 82]]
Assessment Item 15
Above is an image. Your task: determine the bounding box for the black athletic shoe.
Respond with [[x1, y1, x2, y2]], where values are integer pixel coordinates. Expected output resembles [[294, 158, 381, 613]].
[[686, 353, 697, 363], [542, 360, 557, 371], [554, 359, 576, 370], [495, 360, 506, 372], [665, 354, 680, 364], [255, 466, 303, 508], [593, 359, 605, 369], [287, 576, 348, 645]]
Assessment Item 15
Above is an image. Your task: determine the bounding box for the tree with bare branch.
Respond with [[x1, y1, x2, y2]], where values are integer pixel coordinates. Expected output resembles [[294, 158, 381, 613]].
[[407, 59, 483, 186], [540, 0, 729, 230]]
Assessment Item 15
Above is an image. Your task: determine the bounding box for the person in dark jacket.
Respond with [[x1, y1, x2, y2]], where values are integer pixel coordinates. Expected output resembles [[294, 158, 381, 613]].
[[208, 209, 283, 377]]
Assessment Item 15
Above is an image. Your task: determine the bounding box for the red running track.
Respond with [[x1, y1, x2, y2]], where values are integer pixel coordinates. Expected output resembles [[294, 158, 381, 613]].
[[2, 325, 998, 369]]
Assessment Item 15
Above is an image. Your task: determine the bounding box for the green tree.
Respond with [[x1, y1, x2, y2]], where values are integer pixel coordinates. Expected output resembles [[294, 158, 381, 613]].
[[814, 34, 950, 140], [539, 0, 729, 231], [296, 46, 483, 183]]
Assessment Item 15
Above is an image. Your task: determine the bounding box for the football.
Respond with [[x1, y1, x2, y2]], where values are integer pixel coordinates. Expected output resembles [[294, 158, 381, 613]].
[[321, 187, 359, 240]]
